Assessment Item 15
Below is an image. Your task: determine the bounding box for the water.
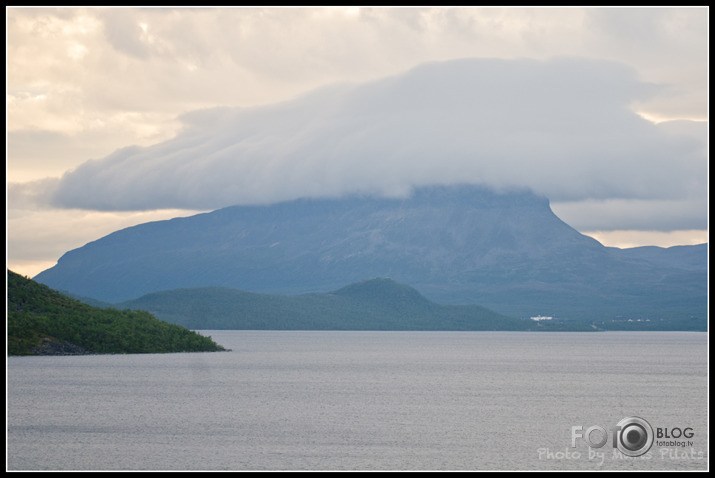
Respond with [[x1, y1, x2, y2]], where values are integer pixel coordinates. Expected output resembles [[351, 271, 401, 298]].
[[7, 331, 708, 471]]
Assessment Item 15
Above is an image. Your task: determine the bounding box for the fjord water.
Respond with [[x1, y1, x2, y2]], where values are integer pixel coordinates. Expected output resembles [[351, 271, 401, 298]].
[[7, 331, 707, 471]]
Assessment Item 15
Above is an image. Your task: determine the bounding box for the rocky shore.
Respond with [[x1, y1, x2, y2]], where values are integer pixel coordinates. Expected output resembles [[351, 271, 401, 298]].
[[30, 337, 92, 356]]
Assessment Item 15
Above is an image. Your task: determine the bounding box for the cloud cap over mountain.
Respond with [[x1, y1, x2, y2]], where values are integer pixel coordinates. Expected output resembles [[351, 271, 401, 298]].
[[47, 57, 706, 230]]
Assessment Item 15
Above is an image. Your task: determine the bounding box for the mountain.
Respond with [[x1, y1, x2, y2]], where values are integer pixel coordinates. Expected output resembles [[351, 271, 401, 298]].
[[608, 243, 707, 271], [7, 270, 227, 355], [34, 184, 707, 324], [116, 277, 577, 331]]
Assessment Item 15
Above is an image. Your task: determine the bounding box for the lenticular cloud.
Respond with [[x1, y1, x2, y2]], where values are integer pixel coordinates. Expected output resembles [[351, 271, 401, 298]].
[[49, 57, 705, 213]]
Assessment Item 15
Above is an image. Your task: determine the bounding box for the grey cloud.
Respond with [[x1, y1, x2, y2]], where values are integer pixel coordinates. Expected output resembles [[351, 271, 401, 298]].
[[551, 197, 707, 232], [8, 177, 61, 211], [99, 9, 151, 59], [48, 57, 707, 231]]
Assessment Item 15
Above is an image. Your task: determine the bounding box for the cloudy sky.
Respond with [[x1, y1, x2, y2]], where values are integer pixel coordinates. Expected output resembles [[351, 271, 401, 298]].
[[6, 7, 708, 278]]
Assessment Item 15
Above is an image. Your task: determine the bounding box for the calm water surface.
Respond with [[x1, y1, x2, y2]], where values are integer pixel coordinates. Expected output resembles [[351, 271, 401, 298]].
[[7, 331, 708, 471]]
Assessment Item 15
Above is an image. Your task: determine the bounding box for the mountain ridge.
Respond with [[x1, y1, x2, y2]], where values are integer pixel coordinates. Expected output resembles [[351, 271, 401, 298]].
[[116, 277, 585, 331], [34, 184, 707, 324], [77, 276, 703, 331]]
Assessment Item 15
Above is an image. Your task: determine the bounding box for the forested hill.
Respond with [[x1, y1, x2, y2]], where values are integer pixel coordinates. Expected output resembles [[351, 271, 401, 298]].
[[117, 278, 587, 331], [7, 270, 226, 355]]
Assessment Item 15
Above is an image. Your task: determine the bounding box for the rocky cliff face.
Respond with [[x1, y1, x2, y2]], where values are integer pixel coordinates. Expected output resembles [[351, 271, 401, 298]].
[[34, 184, 706, 322]]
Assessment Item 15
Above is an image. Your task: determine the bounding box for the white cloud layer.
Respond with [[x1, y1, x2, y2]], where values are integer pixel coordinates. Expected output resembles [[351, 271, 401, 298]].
[[6, 7, 708, 183], [36, 57, 706, 233]]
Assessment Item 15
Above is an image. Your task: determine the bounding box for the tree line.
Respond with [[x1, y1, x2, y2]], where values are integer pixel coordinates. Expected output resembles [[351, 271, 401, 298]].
[[7, 270, 226, 355]]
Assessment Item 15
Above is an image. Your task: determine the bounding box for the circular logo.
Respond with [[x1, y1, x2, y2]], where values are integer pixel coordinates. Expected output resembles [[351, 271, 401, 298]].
[[615, 416, 654, 457]]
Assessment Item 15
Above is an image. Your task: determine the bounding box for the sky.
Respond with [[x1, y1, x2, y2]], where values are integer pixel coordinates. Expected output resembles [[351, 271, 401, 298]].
[[6, 6, 709, 278]]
